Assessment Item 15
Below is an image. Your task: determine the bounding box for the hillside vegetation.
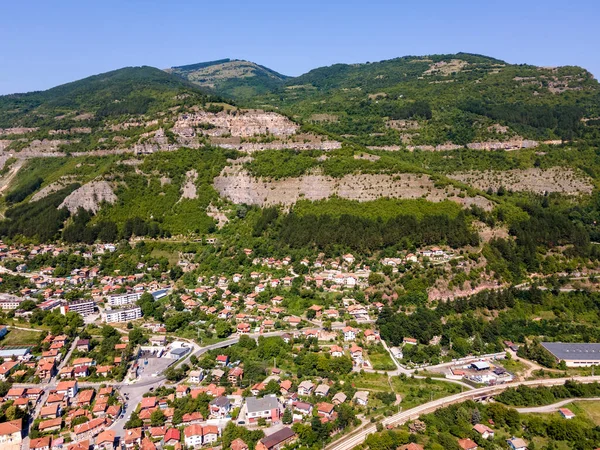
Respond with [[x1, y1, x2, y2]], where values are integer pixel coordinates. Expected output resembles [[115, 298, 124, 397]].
[[246, 53, 600, 146], [0, 53, 599, 292], [167, 59, 288, 100]]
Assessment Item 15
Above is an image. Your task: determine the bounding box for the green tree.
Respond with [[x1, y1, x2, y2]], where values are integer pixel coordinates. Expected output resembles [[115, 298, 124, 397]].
[[150, 409, 166, 426], [215, 321, 233, 338], [125, 411, 142, 429]]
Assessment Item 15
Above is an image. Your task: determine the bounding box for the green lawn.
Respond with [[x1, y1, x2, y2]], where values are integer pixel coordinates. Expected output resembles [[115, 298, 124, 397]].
[[350, 372, 462, 409], [391, 376, 462, 409], [367, 349, 396, 371], [567, 401, 600, 426], [150, 248, 180, 266], [0, 327, 43, 346], [351, 372, 392, 392], [497, 357, 530, 377]]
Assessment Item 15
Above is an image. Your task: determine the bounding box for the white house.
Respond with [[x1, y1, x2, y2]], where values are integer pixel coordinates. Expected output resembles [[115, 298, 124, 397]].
[[343, 327, 356, 341]]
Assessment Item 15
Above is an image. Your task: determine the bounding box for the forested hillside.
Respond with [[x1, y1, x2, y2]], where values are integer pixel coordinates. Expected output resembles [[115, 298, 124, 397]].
[[0, 53, 599, 298], [246, 53, 600, 147]]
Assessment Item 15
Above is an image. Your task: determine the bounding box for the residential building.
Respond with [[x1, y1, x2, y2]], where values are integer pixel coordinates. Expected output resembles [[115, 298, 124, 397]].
[[353, 391, 369, 406], [246, 395, 281, 423], [56, 380, 78, 398], [209, 396, 231, 419], [231, 438, 248, 450], [297, 380, 315, 396], [0, 419, 22, 450], [123, 428, 142, 450], [38, 419, 62, 434], [507, 438, 528, 450], [188, 370, 203, 384], [228, 367, 243, 385], [317, 402, 335, 419], [457, 439, 478, 450], [0, 361, 19, 380], [473, 424, 495, 439], [164, 428, 180, 447], [329, 345, 344, 357], [95, 430, 115, 450], [106, 292, 143, 307], [30, 436, 52, 450], [315, 384, 330, 397], [256, 427, 296, 450], [343, 327, 356, 341], [73, 417, 108, 441], [61, 299, 95, 317], [103, 306, 142, 323], [332, 392, 347, 405], [184, 425, 219, 448], [400, 444, 424, 450]]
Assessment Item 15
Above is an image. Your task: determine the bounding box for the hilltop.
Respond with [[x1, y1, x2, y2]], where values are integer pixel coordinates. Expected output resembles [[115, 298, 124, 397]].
[[249, 52, 600, 147], [0, 66, 210, 128], [164, 53, 600, 148], [166, 58, 288, 100]]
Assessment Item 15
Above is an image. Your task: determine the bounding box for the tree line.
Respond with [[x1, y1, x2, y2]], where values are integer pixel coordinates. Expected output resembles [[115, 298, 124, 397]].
[[275, 211, 478, 253]]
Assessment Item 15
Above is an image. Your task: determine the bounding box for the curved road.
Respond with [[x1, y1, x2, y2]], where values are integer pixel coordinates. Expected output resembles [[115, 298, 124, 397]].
[[515, 397, 600, 414], [326, 376, 600, 450]]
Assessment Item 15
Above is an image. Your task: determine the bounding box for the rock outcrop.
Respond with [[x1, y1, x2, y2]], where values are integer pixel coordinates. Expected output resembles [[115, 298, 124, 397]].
[[214, 166, 492, 210], [59, 181, 117, 214], [447, 167, 593, 195]]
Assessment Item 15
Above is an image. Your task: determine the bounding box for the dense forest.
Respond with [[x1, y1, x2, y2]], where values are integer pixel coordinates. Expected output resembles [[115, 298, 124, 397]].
[[377, 288, 600, 365]]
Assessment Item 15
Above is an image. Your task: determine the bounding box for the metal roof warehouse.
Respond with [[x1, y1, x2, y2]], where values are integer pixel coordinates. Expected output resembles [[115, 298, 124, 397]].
[[541, 342, 600, 367]]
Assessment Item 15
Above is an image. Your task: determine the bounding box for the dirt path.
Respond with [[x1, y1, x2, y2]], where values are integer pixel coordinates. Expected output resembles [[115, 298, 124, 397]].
[[507, 349, 562, 379]]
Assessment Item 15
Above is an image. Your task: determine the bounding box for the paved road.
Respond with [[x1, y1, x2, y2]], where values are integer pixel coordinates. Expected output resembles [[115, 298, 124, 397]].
[[515, 397, 600, 414], [20, 389, 50, 450], [325, 376, 600, 450]]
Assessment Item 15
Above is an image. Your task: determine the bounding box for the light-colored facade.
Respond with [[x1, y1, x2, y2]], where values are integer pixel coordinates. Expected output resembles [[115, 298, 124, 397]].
[[107, 292, 143, 307], [103, 306, 142, 323]]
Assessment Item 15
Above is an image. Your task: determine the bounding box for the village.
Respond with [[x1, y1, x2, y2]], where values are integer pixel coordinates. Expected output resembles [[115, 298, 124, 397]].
[[0, 239, 590, 450]]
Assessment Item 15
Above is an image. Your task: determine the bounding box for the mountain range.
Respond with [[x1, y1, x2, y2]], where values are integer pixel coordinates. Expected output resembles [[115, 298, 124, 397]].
[[0, 53, 599, 269]]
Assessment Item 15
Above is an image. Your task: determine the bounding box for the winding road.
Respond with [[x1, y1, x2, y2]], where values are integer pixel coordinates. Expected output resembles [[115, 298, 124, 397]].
[[325, 376, 600, 450], [515, 397, 600, 414]]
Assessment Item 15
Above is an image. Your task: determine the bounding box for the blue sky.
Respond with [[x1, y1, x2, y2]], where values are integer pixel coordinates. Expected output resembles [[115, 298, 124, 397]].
[[0, 0, 598, 95]]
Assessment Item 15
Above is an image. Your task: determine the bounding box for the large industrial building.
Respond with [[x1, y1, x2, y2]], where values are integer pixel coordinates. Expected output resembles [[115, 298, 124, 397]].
[[541, 342, 600, 367]]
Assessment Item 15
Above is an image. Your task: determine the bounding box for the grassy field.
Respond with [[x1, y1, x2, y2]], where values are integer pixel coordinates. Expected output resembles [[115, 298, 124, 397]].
[[497, 357, 530, 377], [0, 327, 43, 346], [367, 349, 396, 371], [568, 401, 600, 426], [350, 372, 462, 409], [391, 375, 462, 409], [351, 372, 392, 392], [150, 248, 180, 266], [531, 436, 571, 450]]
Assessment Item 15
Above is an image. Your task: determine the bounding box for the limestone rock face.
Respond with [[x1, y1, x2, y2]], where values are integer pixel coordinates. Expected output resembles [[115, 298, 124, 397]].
[[447, 168, 593, 195], [59, 181, 117, 214], [214, 166, 493, 210], [180, 170, 198, 200], [174, 110, 299, 137]]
